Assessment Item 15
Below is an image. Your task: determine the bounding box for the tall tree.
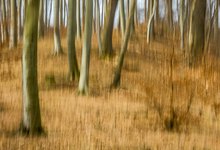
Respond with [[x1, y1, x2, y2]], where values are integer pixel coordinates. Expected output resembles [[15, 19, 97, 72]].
[[119, 0, 126, 36], [78, 0, 93, 95], [147, 0, 156, 44], [9, 0, 17, 49], [53, 0, 63, 54], [111, 0, 136, 88], [17, 0, 22, 41], [214, 0, 219, 42], [165, 0, 173, 31], [180, 0, 186, 49], [188, 0, 206, 66], [38, 0, 44, 38], [76, 0, 81, 39], [20, 0, 44, 135], [1, 0, 9, 43], [67, 0, 80, 81], [101, 0, 118, 57], [96, 0, 102, 56]]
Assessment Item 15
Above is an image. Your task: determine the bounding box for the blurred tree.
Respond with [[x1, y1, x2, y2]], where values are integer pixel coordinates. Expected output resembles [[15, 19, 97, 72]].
[[38, 0, 44, 38], [67, 0, 80, 81], [189, 0, 206, 66], [112, 0, 136, 88], [20, 0, 44, 135], [78, 0, 93, 95], [9, 0, 17, 49], [53, 0, 63, 54]]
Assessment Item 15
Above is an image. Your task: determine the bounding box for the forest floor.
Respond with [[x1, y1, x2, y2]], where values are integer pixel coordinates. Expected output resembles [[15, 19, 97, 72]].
[[1, 25, 220, 149]]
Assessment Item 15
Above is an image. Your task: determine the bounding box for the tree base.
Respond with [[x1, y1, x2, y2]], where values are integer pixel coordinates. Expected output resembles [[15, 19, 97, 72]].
[[18, 124, 46, 137]]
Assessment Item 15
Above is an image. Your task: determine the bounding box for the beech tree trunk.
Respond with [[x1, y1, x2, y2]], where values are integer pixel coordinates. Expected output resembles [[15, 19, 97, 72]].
[[53, 0, 63, 54], [20, 0, 43, 135], [38, 0, 44, 38], [1, 0, 9, 43], [188, 0, 206, 66], [112, 0, 136, 88], [9, 0, 17, 49], [119, 0, 126, 36], [67, 0, 80, 81], [101, 0, 118, 57], [78, 0, 93, 95], [76, 0, 81, 39]]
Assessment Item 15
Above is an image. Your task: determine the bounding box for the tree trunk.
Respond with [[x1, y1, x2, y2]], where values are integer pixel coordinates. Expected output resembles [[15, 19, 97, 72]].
[[101, 0, 118, 57], [147, 0, 156, 44], [76, 0, 81, 39], [67, 0, 80, 81], [180, 0, 186, 49], [53, 0, 63, 54], [188, 0, 206, 66], [20, 0, 43, 136], [17, 0, 22, 41], [166, 0, 173, 31], [214, 0, 219, 42], [78, 0, 93, 95], [38, 0, 44, 38], [9, 0, 17, 49], [96, 0, 102, 56], [119, 0, 126, 36], [111, 0, 136, 88], [1, 0, 9, 43]]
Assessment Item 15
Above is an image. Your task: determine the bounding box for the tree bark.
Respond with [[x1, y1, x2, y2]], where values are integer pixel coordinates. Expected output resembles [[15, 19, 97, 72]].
[[17, 0, 22, 41], [180, 0, 186, 49], [214, 0, 219, 42], [53, 0, 63, 54], [9, 0, 17, 49], [96, 0, 102, 56], [111, 0, 136, 88], [67, 0, 80, 81], [1, 0, 9, 43], [119, 0, 126, 36], [78, 0, 93, 95], [188, 0, 206, 66], [20, 0, 43, 136], [76, 0, 81, 39], [101, 0, 118, 57], [147, 0, 156, 44], [38, 0, 44, 38], [166, 0, 173, 30]]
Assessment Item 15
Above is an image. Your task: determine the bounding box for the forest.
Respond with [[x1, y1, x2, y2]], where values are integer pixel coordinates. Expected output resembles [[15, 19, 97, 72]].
[[0, 0, 220, 149]]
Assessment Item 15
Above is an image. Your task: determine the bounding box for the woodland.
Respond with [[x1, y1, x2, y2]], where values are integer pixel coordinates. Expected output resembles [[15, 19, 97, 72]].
[[0, 0, 220, 149]]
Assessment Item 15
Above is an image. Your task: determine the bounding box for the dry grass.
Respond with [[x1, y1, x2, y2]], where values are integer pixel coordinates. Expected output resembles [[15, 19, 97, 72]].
[[1, 25, 220, 149]]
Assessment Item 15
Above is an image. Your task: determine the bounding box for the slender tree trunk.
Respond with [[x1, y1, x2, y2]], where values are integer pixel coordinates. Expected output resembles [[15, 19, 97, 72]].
[[17, 0, 22, 41], [67, 0, 80, 81], [188, 0, 206, 66], [101, 0, 118, 57], [53, 0, 63, 54], [60, 0, 64, 27], [96, 0, 102, 56], [78, 0, 93, 95], [111, 0, 136, 88], [119, 0, 126, 36], [38, 0, 44, 38], [214, 0, 219, 42], [48, 0, 53, 28], [1, 0, 9, 43], [44, 0, 48, 31], [147, 0, 156, 44], [180, 0, 186, 49], [20, 0, 44, 136], [76, 0, 81, 39], [166, 0, 173, 31], [9, 0, 17, 49]]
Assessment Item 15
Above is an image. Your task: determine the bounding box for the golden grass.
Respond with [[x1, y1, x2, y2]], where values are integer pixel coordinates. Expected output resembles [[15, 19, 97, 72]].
[[0, 25, 220, 149]]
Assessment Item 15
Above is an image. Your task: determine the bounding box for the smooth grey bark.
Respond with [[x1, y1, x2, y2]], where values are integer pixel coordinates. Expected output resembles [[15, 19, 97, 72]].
[[78, 0, 93, 95], [180, 0, 186, 49], [38, 0, 44, 38], [67, 0, 80, 81], [9, 0, 17, 49], [1, 0, 8, 42], [147, 0, 156, 44], [101, 0, 118, 57], [76, 0, 81, 39], [111, 0, 136, 88], [188, 0, 206, 66], [53, 0, 63, 54], [119, 0, 126, 36], [17, 0, 22, 41], [20, 0, 43, 135], [214, 0, 219, 41], [96, 0, 102, 56], [165, 0, 173, 30]]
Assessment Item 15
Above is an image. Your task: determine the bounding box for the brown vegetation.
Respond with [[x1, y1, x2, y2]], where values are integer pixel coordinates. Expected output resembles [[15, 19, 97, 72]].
[[0, 25, 220, 149]]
